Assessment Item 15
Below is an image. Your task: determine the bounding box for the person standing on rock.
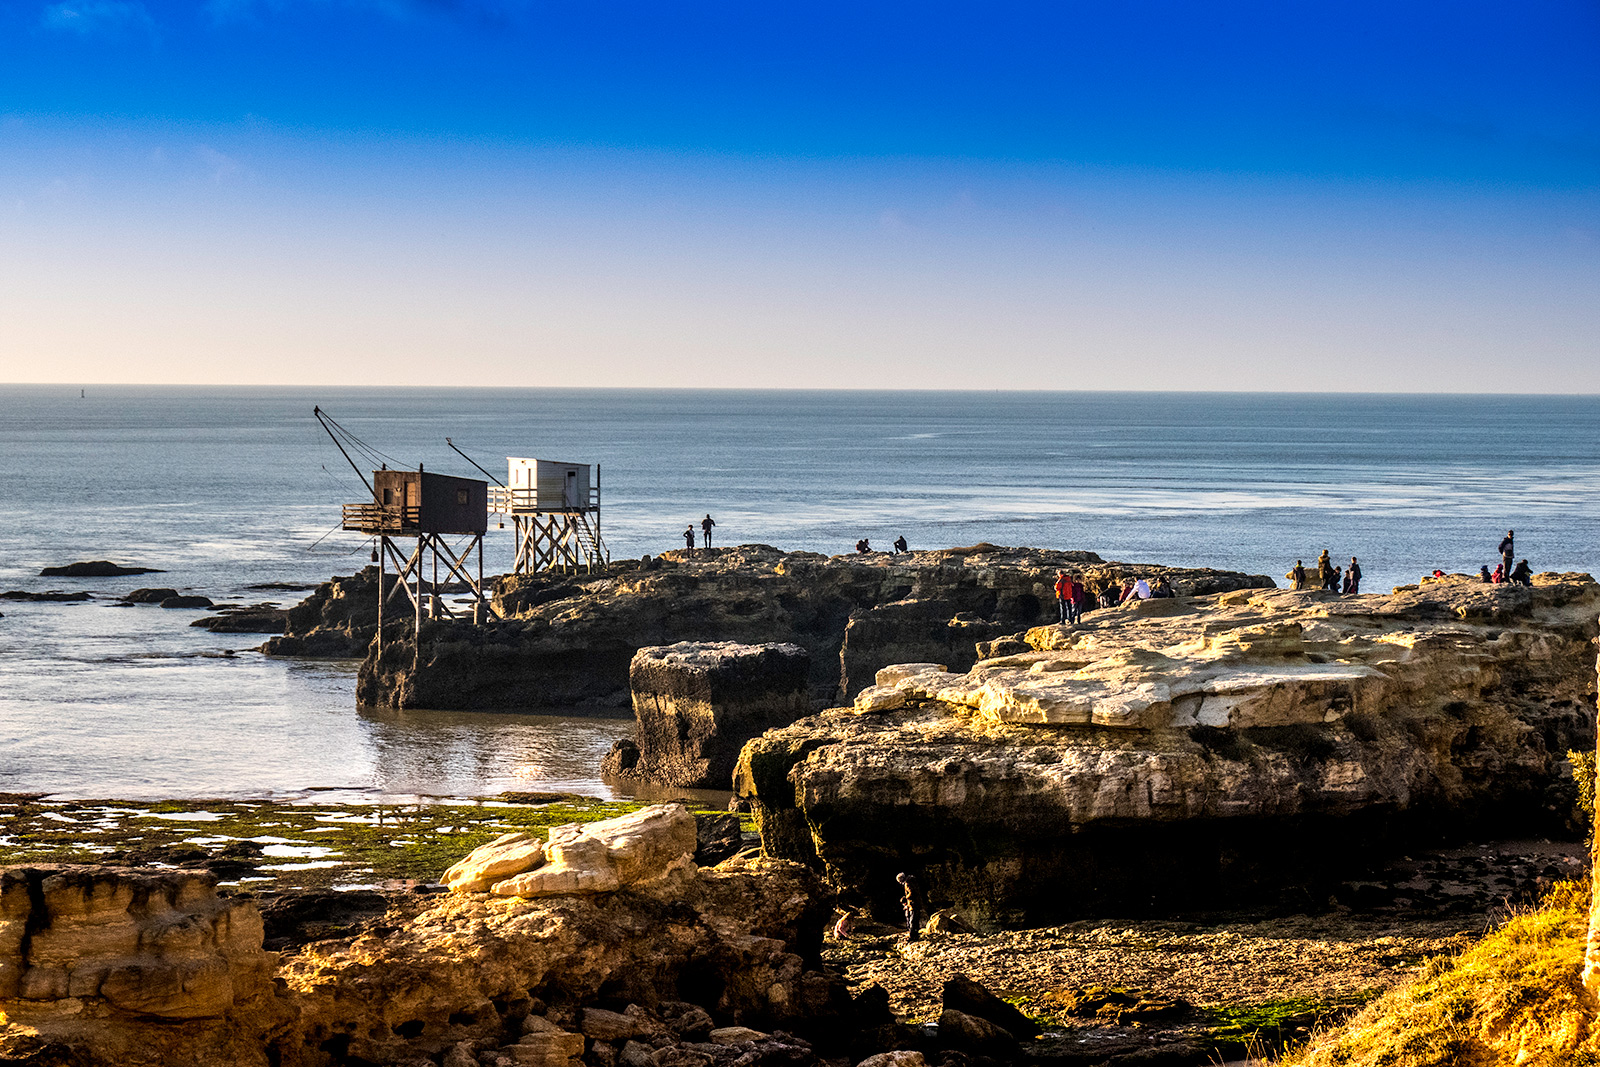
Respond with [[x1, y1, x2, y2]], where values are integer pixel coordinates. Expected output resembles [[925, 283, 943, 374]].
[[1054, 571, 1074, 624], [683, 526, 695, 554], [1289, 560, 1306, 590], [701, 514, 716, 548], [1347, 557, 1362, 594], [1317, 550, 1334, 590], [1499, 530, 1515, 581], [896, 872, 926, 943]]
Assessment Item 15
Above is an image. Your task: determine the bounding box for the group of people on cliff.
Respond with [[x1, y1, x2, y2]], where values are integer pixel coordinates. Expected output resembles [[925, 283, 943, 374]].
[[1483, 529, 1534, 585], [1052, 571, 1173, 623], [1288, 551, 1362, 594]]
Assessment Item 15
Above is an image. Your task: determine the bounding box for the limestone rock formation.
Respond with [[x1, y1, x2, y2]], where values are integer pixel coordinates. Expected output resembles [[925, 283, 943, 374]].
[[281, 545, 1269, 710], [737, 573, 1600, 927], [0, 866, 284, 1065], [2, 822, 856, 1067], [606, 642, 812, 788]]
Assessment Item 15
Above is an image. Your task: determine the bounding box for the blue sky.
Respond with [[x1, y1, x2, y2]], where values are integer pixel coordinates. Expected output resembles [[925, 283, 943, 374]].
[[1, 1, 1597, 388]]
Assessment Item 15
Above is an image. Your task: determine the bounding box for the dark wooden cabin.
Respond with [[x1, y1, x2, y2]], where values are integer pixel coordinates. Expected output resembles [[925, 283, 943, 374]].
[[343, 470, 488, 535]]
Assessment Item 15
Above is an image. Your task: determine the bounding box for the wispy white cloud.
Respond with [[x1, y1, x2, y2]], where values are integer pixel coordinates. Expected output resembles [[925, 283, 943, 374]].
[[40, 0, 154, 35], [195, 145, 246, 182]]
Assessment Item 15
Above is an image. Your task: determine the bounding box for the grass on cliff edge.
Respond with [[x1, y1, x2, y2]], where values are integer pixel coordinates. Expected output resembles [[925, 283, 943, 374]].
[[1283, 878, 1598, 1067]]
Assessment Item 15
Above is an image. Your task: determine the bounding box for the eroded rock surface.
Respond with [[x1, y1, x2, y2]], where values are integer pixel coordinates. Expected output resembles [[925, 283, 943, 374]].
[[294, 544, 1269, 710], [0, 866, 285, 1066], [1, 806, 865, 1067], [737, 574, 1600, 927], [606, 643, 813, 788]]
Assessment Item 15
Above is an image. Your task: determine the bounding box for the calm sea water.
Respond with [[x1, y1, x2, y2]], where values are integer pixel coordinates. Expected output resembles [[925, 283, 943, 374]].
[[3, 387, 1598, 800]]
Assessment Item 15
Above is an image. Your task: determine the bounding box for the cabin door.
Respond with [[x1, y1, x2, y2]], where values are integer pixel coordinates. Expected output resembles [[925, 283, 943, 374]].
[[563, 470, 577, 508]]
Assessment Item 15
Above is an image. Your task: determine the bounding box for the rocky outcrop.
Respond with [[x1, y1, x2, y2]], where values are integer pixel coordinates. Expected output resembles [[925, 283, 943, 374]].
[[737, 573, 1600, 928], [605, 643, 813, 788], [0, 866, 285, 1065], [332, 544, 1271, 710], [260, 566, 392, 657], [1, 807, 875, 1067]]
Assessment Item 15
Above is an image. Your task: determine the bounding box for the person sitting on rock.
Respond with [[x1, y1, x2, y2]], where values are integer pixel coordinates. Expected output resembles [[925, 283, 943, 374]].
[[896, 872, 926, 943], [1478, 564, 1493, 582], [892, 535, 909, 555], [1099, 582, 1119, 609], [683, 526, 695, 554], [1491, 564, 1504, 584], [1151, 576, 1174, 598], [1511, 559, 1533, 586], [856, 538, 871, 554]]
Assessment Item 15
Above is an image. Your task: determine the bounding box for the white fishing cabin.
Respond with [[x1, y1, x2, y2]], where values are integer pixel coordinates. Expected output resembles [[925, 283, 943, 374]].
[[492, 457, 607, 574], [503, 457, 593, 512]]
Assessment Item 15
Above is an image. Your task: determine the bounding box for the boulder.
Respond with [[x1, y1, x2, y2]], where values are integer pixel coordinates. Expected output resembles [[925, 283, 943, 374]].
[[160, 595, 214, 609], [466, 804, 696, 899], [443, 831, 547, 893], [614, 642, 813, 788], [941, 975, 1040, 1039], [122, 587, 181, 603], [39, 561, 162, 577], [738, 573, 1600, 926], [936, 1010, 1017, 1056]]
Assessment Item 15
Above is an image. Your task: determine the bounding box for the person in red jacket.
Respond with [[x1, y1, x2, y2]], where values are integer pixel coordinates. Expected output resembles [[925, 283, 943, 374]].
[[1054, 572, 1072, 624]]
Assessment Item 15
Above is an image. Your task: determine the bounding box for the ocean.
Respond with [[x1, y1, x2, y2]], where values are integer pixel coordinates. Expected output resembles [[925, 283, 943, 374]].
[[3, 386, 1598, 801]]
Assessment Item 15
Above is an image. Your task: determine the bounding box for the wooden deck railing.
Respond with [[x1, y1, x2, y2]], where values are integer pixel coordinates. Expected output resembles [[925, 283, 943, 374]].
[[342, 503, 422, 532]]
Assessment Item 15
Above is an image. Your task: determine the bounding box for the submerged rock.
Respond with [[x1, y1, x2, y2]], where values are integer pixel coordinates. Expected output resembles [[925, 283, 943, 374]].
[[737, 573, 1600, 927], [39, 561, 163, 577], [609, 642, 813, 788], [0, 590, 92, 602]]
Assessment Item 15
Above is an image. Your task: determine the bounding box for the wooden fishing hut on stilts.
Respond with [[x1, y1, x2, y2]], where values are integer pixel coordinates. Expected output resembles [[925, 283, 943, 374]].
[[315, 408, 495, 662], [491, 458, 609, 574]]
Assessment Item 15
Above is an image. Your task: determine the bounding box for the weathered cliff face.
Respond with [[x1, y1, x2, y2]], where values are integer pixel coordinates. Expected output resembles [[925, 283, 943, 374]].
[[736, 574, 1600, 928], [0, 866, 286, 1067], [337, 543, 1272, 710], [1583, 638, 1600, 1001], [1, 808, 858, 1067], [606, 643, 813, 789]]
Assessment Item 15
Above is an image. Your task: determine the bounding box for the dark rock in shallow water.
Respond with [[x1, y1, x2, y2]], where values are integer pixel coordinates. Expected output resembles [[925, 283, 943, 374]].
[[0, 590, 91, 602], [39, 560, 163, 577], [190, 605, 289, 633], [159, 595, 214, 609], [122, 587, 180, 603], [613, 641, 813, 788]]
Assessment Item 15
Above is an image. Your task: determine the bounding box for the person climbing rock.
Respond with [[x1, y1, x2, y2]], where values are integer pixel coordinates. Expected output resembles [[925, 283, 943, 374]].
[[701, 514, 716, 548], [896, 872, 925, 943]]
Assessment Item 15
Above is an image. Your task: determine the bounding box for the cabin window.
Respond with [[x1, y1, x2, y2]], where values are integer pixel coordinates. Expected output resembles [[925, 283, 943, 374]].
[[457, 489, 469, 505], [383, 489, 394, 505]]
